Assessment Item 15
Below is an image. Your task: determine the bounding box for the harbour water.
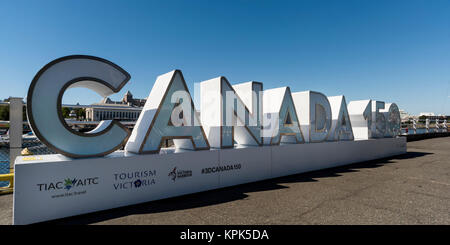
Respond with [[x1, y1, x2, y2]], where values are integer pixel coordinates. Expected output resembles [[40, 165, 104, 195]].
[[0, 147, 10, 187], [0, 138, 56, 187]]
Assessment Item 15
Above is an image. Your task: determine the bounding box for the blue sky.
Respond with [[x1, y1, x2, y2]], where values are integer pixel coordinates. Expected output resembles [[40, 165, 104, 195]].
[[1, 0, 449, 115]]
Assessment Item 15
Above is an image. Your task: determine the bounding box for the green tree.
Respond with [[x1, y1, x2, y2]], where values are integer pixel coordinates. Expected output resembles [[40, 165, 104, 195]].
[[75, 108, 86, 120], [23, 106, 27, 121], [62, 107, 70, 118], [0, 105, 27, 121], [0, 105, 9, 121]]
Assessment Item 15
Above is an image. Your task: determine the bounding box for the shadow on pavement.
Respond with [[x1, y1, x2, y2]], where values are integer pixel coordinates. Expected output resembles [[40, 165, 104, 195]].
[[43, 151, 432, 225]]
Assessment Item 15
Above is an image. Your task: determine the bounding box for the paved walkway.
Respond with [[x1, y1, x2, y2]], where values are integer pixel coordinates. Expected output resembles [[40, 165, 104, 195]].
[[1, 137, 449, 225]]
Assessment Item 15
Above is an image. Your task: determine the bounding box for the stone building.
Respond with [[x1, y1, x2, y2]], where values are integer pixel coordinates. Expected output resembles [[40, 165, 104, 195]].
[[84, 91, 146, 121]]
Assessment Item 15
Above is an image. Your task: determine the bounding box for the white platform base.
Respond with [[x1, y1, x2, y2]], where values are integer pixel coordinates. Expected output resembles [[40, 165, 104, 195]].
[[13, 137, 406, 225]]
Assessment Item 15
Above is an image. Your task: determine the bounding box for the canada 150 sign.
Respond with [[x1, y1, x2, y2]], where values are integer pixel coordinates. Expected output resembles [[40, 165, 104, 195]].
[[27, 55, 401, 158]]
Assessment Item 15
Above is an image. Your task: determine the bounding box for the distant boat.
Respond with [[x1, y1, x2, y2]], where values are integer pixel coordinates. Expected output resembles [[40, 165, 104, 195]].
[[0, 132, 7, 143], [0, 131, 37, 143]]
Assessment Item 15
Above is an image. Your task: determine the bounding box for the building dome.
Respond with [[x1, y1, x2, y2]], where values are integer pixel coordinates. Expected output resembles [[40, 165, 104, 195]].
[[100, 97, 113, 104]]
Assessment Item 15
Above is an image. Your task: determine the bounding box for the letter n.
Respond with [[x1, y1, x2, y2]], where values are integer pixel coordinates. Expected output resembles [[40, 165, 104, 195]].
[[200, 77, 263, 148]]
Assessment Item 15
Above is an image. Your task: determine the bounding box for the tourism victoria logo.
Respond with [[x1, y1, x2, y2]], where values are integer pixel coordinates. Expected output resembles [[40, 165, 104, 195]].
[[113, 170, 157, 190], [168, 167, 192, 182]]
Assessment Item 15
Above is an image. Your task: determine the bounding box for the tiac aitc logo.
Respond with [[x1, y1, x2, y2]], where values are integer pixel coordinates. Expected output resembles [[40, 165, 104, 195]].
[[37, 177, 99, 191]]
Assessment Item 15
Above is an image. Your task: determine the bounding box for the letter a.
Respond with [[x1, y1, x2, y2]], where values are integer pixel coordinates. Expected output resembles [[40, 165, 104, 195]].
[[328, 95, 354, 141], [125, 70, 210, 153], [262, 87, 304, 145]]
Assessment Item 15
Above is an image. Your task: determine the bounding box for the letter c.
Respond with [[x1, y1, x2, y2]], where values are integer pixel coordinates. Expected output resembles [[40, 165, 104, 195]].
[[27, 55, 131, 158]]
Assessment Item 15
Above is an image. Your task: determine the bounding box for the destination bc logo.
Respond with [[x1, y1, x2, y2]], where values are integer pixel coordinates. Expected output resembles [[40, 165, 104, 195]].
[[168, 167, 193, 182], [113, 170, 157, 190]]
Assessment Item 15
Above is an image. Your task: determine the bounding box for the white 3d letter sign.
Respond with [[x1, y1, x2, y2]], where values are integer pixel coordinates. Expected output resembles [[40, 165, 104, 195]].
[[292, 91, 332, 143], [371, 101, 387, 138], [125, 70, 209, 153], [27, 56, 402, 157], [381, 103, 401, 137], [347, 99, 372, 140], [27, 55, 131, 158], [200, 77, 263, 148], [262, 87, 304, 144], [328, 95, 354, 141], [16, 55, 407, 225]]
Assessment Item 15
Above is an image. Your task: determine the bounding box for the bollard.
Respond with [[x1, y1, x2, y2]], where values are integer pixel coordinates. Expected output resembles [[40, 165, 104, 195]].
[[9, 97, 23, 169]]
